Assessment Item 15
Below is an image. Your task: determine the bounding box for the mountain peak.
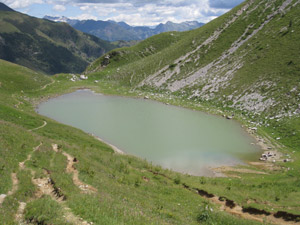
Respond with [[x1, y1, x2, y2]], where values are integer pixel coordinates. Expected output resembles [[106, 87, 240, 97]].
[[43, 15, 79, 26], [165, 21, 174, 25], [44, 15, 69, 22]]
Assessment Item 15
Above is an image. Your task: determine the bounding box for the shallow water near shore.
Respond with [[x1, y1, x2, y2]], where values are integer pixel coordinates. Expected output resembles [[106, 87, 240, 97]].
[[37, 89, 261, 176]]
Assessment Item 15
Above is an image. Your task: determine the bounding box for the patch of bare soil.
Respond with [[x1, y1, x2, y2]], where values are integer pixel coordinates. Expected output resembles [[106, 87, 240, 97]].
[[31, 174, 92, 225], [52, 144, 97, 193], [32, 177, 64, 201], [150, 170, 300, 224], [209, 196, 264, 223], [193, 187, 300, 225], [0, 195, 6, 205], [16, 143, 92, 225], [0, 173, 19, 205], [52, 143, 59, 153], [15, 202, 27, 224], [248, 161, 281, 171], [63, 206, 92, 225], [14, 143, 42, 224], [8, 173, 18, 195], [0, 140, 32, 205]]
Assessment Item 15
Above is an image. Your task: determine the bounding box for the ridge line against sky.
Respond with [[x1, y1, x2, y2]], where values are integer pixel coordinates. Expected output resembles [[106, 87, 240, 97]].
[[1, 0, 245, 26]]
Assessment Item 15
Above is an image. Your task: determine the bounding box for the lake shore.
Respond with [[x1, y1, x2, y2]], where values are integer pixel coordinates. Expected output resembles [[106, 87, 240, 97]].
[[90, 133, 125, 155]]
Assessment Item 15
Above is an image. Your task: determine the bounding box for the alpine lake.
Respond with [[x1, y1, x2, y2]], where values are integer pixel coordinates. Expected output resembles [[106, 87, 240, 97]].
[[37, 89, 261, 176]]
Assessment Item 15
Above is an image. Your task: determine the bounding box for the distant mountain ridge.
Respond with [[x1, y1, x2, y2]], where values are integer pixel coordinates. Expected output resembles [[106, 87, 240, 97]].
[[43, 15, 78, 26], [43, 16, 204, 41], [0, 4, 116, 74]]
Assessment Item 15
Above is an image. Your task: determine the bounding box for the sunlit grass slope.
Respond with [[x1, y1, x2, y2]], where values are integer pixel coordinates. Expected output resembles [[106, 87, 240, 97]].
[[0, 60, 264, 224]]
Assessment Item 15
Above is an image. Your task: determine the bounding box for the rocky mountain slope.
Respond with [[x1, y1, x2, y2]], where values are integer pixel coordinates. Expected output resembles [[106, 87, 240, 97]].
[[87, 0, 300, 119], [0, 4, 115, 74], [44, 16, 204, 42]]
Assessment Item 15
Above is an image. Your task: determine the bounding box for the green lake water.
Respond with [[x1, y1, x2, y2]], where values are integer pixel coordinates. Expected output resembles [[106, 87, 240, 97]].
[[37, 89, 261, 176]]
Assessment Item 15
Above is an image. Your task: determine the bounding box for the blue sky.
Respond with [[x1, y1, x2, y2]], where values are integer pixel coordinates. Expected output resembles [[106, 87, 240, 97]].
[[1, 0, 244, 26]]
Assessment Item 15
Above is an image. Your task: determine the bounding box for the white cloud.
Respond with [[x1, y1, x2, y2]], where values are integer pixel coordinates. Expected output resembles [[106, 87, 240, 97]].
[[1, 0, 244, 26], [2, 0, 44, 9], [70, 14, 98, 20], [108, 13, 164, 26], [99, 1, 226, 26], [53, 4, 66, 12], [79, 5, 90, 11]]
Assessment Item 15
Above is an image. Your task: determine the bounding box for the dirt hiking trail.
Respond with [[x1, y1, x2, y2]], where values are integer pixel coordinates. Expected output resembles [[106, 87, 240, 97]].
[[52, 144, 98, 193]]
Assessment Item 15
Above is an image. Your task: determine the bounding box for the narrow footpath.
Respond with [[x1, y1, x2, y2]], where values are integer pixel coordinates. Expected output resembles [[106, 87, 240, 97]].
[[14, 142, 94, 225], [28, 121, 47, 132], [52, 144, 98, 193], [0, 173, 18, 205]]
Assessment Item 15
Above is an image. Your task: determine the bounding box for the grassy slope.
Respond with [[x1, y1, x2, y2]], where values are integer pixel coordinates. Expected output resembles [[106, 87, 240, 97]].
[[86, 0, 300, 117], [84, 0, 300, 217], [0, 60, 262, 224], [87, 31, 186, 76], [0, 10, 115, 74]]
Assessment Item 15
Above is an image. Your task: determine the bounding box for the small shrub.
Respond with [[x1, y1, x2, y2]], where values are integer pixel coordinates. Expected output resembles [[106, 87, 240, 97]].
[[81, 166, 95, 178], [199, 177, 206, 185], [196, 204, 212, 223], [174, 176, 181, 185]]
